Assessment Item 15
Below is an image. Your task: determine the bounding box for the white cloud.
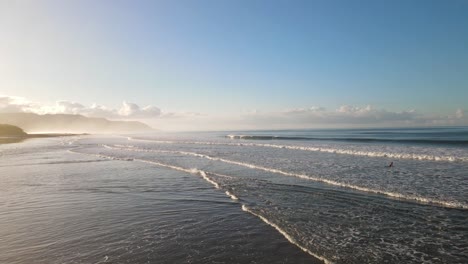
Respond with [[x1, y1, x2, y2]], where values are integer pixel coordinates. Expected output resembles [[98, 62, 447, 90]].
[[0, 95, 37, 113], [240, 105, 467, 129], [0, 95, 161, 119], [54, 101, 86, 114], [118, 101, 161, 118], [1, 95, 467, 130], [159, 111, 203, 119], [283, 106, 326, 114]]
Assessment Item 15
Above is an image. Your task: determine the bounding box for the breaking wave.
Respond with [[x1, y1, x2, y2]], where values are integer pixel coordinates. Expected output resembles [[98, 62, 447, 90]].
[[69, 147, 331, 262], [127, 137, 468, 162], [104, 144, 468, 210], [241, 205, 333, 264], [225, 191, 239, 200], [226, 134, 468, 145]]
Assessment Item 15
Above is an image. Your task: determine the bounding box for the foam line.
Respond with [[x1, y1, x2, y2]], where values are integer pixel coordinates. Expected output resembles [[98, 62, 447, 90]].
[[241, 205, 332, 264], [225, 190, 239, 200], [226, 134, 468, 145], [192, 169, 220, 189], [106, 144, 468, 210], [126, 137, 468, 162], [69, 148, 220, 189], [72, 147, 329, 263]]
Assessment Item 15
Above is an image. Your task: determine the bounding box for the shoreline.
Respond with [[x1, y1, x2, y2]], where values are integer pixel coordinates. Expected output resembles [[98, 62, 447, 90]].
[[1, 137, 321, 263], [0, 133, 87, 144], [23, 133, 88, 138]]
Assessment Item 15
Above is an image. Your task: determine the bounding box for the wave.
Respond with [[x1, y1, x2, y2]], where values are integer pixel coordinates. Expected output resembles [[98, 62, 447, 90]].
[[191, 169, 220, 189], [127, 137, 468, 162], [106, 144, 468, 210], [70, 146, 468, 263], [226, 134, 468, 145], [70, 148, 222, 189], [70, 148, 331, 262], [250, 144, 468, 162], [225, 190, 239, 200], [241, 205, 332, 264]]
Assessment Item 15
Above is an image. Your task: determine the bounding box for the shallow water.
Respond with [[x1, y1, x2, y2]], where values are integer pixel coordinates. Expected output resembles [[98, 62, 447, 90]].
[[1, 128, 468, 263], [0, 138, 316, 264]]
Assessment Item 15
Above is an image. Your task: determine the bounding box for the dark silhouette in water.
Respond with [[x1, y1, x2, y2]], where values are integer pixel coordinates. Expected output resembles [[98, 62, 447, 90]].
[[388, 162, 394, 167]]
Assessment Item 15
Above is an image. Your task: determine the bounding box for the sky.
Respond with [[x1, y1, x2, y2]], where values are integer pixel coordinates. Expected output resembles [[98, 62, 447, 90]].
[[1, 0, 467, 130]]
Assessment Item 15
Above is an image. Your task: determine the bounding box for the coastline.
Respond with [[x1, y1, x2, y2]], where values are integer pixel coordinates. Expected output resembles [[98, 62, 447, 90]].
[[0, 136, 323, 263], [0, 133, 86, 144], [1, 130, 467, 263]]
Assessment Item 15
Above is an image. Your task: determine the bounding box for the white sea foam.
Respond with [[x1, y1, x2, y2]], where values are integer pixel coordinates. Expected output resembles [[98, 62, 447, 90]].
[[226, 134, 250, 140], [69, 146, 467, 263], [71, 148, 221, 189], [127, 137, 468, 162], [241, 204, 333, 264], [106, 144, 468, 210], [225, 190, 239, 200], [191, 169, 220, 189], [72, 147, 331, 263]]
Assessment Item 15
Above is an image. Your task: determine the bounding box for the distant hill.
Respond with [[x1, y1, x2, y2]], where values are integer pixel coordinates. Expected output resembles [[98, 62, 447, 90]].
[[0, 113, 153, 134], [0, 124, 28, 137]]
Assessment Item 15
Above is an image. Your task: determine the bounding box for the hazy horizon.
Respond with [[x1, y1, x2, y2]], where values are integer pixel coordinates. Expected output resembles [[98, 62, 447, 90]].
[[1, 0, 467, 131]]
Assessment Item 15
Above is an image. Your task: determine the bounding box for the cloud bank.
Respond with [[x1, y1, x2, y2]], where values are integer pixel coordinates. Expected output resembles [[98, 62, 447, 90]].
[[240, 105, 467, 129], [1, 95, 466, 130], [0, 95, 161, 119]]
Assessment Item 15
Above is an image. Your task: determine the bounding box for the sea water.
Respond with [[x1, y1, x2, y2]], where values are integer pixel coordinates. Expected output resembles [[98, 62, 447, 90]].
[[1, 127, 467, 263]]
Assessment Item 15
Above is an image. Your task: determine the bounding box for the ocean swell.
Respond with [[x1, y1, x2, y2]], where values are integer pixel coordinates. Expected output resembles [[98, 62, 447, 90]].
[[104, 144, 468, 210], [127, 137, 468, 162]]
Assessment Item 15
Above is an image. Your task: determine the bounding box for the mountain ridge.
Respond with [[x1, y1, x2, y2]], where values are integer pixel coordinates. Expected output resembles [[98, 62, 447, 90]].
[[0, 113, 153, 133]]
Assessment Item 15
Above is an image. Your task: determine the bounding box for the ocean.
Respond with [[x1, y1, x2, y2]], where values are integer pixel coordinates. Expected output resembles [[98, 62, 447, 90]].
[[1, 127, 467, 263]]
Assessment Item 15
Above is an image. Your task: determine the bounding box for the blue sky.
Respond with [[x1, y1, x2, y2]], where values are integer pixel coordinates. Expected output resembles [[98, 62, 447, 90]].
[[1, 0, 467, 130]]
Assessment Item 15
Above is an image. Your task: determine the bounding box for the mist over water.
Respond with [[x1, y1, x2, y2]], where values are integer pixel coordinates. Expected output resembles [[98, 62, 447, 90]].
[[1, 127, 467, 263]]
